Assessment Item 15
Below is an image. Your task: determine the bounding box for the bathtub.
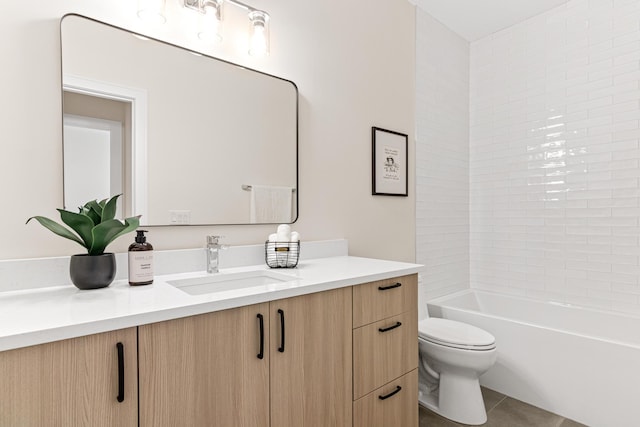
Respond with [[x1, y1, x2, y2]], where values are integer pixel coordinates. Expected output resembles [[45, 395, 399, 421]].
[[427, 290, 640, 427]]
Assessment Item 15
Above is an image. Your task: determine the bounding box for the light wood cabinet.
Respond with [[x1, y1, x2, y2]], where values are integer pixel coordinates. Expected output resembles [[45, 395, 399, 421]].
[[352, 274, 418, 427], [270, 287, 352, 427], [353, 310, 418, 399], [0, 328, 137, 427], [353, 274, 417, 328], [353, 369, 418, 427], [139, 287, 352, 427], [139, 302, 270, 427]]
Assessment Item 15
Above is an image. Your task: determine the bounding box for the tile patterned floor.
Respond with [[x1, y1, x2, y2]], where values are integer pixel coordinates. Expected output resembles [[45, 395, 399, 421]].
[[419, 387, 588, 427]]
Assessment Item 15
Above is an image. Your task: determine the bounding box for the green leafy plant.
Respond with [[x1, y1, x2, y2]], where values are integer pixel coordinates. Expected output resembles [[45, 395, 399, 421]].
[[27, 194, 140, 256]]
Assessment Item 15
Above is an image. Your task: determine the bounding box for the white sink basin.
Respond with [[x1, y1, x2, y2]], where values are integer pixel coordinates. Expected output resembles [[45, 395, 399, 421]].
[[167, 270, 295, 296]]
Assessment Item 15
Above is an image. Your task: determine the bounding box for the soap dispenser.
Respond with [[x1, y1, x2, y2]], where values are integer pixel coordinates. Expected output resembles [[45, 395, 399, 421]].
[[128, 230, 154, 286]]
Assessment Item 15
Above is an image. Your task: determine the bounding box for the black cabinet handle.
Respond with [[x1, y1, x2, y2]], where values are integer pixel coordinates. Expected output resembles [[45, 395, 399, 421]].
[[257, 313, 265, 359], [378, 282, 402, 291], [277, 309, 285, 353], [379, 322, 402, 333], [379, 385, 402, 400], [116, 342, 124, 403]]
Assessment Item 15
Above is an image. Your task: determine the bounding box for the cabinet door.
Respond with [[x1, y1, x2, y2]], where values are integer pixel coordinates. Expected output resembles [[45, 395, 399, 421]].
[[353, 310, 418, 399], [270, 287, 352, 427], [139, 303, 270, 427], [0, 328, 137, 427], [353, 369, 418, 427], [353, 274, 417, 328]]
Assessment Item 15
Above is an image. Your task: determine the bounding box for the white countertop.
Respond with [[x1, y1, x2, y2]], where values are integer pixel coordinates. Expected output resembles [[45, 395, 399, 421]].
[[0, 256, 422, 352]]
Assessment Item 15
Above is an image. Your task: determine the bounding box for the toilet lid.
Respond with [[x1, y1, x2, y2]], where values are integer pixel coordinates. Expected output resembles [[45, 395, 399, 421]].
[[418, 318, 496, 350]]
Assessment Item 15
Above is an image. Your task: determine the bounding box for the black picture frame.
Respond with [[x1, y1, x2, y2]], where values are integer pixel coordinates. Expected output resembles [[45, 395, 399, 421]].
[[372, 127, 408, 196]]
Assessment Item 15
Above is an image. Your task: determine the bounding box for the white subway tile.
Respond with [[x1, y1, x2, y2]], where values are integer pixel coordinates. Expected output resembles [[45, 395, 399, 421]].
[[567, 96, 613, 113], [567, 259, 613, 272], [591, 158, 637, 171], [566, 189, 613, 199], [466, 0, 640, 310], [612, 226, 640, 236], [566, 115, 612, 131], [612, 264, 640, 275], [566, 207, 612, 217], [588, 80, 638, 100], [612, 187, 640, 197], [612, 14, 640, 36], [566, 225, 612, 235], [613, 70, 640, 86], [612, 207, 640, 216], [611, 282, 640, 295], [613, 89, 640, 103], [590, 100, 639, 118], [588, 217, 637, 226], [611, 301, 640, 315], [588, 178, 637, 190], [588, 253, 638, 265], [613, 30, 640, 46], [611, 248, 640, 258], [613, 109, 640, 123], [612, 128, 640, 141], [417, 9, 469, 300], [590, 270, 638, 284]]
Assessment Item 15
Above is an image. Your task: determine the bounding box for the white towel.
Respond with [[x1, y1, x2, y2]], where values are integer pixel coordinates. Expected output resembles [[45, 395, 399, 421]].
[[250, 185, 293, 223]]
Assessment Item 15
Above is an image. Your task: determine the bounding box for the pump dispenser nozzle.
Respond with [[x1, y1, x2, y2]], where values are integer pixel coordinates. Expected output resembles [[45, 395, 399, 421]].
[[135, 230, 148, 244]]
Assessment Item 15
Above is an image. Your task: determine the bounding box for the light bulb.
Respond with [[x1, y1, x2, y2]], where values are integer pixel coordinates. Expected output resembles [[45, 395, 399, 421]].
[[248, 11, 270, 56], [250, 25, 267, 56], [198, 1, 223, 42]]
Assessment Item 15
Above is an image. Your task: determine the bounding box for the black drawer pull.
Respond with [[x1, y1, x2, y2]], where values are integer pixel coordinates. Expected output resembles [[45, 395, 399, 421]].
[[378, 282, 402, 291], [278, 309, 285, 353], [257, 313, 265, 359], [379, 385, 402, 400], [379, 322, 402, 333], [116, 342, 125, 403]]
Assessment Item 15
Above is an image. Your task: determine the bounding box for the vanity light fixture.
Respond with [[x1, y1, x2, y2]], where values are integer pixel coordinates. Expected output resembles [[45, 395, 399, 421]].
[[183, 0, 270, 56], [137, 0, 167, 24]]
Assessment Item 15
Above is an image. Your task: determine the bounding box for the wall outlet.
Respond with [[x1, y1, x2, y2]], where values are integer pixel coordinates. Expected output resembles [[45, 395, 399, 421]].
[[169, 210, 191, 225]]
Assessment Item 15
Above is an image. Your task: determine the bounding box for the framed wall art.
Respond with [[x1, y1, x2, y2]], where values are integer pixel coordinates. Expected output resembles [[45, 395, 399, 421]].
[[371, 127, 408, 196]]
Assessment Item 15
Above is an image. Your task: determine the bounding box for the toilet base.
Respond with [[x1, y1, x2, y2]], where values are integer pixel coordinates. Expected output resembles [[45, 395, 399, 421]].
[[418, 371, 488, 426]]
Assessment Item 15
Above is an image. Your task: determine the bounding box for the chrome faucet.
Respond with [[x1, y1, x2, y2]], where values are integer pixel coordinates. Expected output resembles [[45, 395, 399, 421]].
[[206, 235, 227, 273]]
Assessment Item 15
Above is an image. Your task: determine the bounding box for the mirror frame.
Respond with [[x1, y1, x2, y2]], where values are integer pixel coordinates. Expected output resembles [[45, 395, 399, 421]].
[[60, 13, 299, 226]]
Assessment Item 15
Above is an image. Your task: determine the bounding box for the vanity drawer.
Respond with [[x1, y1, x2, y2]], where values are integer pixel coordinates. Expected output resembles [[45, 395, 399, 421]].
[[353, 310, 418, 399], [353, 274, 417, 328], [353, 369, 418, 427]]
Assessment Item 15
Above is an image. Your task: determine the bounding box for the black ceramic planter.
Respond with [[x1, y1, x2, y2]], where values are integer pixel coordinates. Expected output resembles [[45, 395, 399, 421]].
[[69, 253, 116, 290]]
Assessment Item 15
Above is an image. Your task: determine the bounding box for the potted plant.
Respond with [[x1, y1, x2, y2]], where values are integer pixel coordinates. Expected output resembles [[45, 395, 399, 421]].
[[27, 194, 140, 290]]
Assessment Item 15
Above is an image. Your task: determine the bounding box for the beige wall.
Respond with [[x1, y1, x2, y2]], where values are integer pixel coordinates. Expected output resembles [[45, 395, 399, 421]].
[[3, 0, 416, 262]]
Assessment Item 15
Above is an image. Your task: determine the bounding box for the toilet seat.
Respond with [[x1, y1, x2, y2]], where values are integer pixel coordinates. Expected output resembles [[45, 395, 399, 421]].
[[419, 318, 496, 351]]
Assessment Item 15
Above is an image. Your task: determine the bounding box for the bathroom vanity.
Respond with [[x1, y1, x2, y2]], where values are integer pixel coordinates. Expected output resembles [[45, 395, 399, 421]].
[[0, 253, 420, 426]]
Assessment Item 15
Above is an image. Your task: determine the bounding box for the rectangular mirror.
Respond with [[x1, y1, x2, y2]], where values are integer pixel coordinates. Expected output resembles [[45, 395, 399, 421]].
[[61, 14, 298, 226]]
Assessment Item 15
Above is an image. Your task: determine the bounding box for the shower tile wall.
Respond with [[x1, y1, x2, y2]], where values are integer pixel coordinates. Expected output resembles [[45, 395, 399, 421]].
[[416, 9, 470, 311], [470, 0, 640, 313]]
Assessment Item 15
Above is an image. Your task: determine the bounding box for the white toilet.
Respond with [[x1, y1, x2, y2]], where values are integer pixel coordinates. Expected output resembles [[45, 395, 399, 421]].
[[418, 317, 497, 425]]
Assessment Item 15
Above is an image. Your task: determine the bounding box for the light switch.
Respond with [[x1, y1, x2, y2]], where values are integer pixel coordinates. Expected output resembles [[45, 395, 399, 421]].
[[169, 210, 191, 225]]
